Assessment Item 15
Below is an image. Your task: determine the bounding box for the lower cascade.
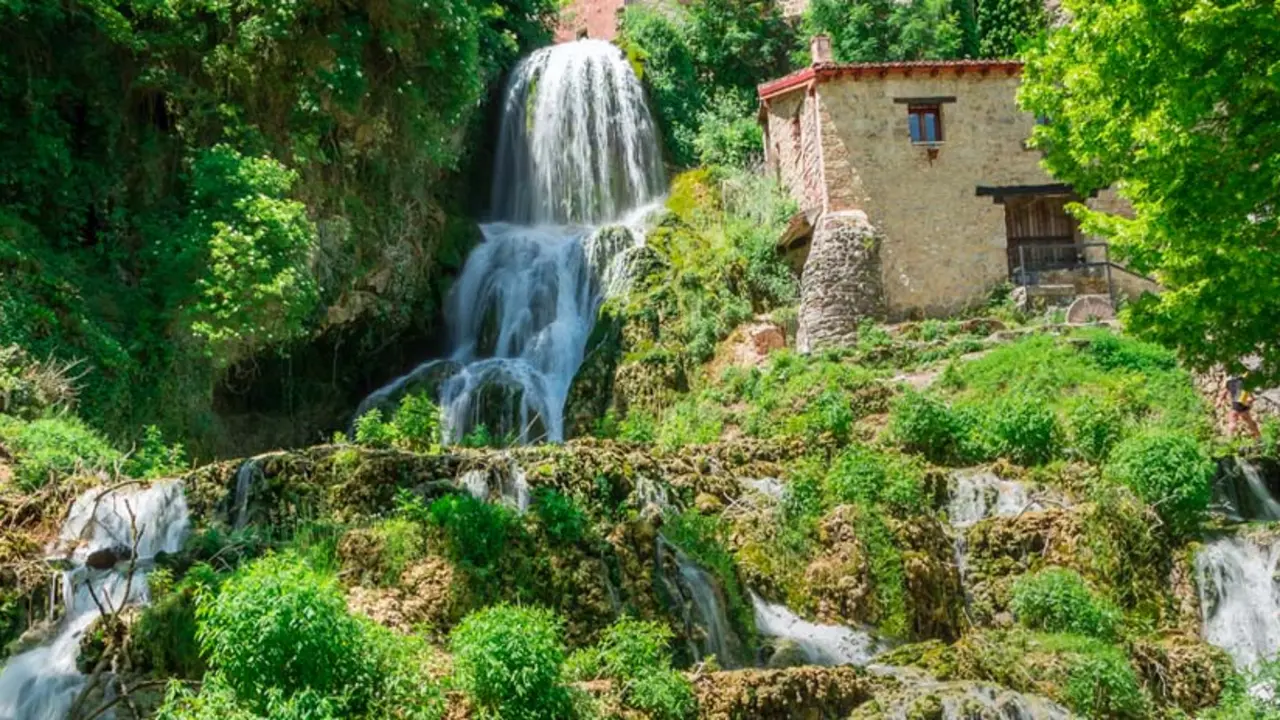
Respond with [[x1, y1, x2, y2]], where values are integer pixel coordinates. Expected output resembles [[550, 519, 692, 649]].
[[752, 593, 886, 667], [0, 481, 190, 720], [1195, 533, 1280, 669]]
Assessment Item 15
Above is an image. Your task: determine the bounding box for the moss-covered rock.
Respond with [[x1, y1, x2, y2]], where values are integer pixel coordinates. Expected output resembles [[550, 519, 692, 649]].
[[693, 666, 872, 720]]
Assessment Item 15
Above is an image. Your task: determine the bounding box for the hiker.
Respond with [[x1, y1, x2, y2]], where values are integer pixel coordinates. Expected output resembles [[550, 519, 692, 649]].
[[1221, 373, 1262, 441]]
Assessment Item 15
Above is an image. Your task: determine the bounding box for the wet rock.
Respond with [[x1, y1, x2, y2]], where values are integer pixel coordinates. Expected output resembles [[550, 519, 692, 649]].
[[85, 545, 132, 570], [762, 638, 810, 669], [695, 492, 725, 515], [694, 665, 872, 720], [1130, 633, 1234, 713]]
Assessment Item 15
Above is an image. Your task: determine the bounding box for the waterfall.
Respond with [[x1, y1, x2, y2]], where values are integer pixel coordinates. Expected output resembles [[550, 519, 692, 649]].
[[947, 470, 1043, 607], [657, 537, 743, 668], [1212, 458, 1280, 522], [947, 470, 1037, 529], [0, 481, 191, 720], [232, 458, 259, 530], [751, 593, 886, 666], [1195, 534, 1280, 670], [356, 40, 664, 444]]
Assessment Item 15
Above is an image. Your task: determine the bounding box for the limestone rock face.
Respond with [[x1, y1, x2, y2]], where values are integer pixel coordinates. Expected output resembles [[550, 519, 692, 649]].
[[797, 212, 885, 353]]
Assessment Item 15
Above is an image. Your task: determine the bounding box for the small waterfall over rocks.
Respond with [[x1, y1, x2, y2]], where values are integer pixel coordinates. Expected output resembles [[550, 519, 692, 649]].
[[947, 470, 1046, 606], [356, 40, 664, 444], [1211, 457, 1280, 522], [1195, 534, 1280, 670], [751, 593, 886, 667], [0, 481, 190, 720], [656, 536, 744, 668]]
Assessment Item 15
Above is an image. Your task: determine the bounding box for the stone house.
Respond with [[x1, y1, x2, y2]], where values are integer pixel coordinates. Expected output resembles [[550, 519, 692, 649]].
[[758, 39, 1154, 350]]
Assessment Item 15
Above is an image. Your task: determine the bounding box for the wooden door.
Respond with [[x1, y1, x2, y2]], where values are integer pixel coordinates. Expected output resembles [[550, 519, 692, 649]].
[[1005, 195, 1080, 276]]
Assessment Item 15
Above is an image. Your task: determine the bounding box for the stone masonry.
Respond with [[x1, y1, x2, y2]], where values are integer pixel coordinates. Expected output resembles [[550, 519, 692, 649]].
[[796, 211, 885, 353]]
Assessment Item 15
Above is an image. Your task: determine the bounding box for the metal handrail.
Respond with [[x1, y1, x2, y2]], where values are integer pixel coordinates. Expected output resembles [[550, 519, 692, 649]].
[[1013, 241, 1115, 309]]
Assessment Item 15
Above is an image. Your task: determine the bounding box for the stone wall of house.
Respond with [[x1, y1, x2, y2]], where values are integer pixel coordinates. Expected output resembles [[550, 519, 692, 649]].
[[817, 72, 1056, 319], [763, 90, 825, 215]]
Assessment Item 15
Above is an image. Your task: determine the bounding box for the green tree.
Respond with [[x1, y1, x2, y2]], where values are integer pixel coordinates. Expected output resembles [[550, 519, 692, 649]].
[[803, 0, 964, 63], [1020, 0, 1280, 380], [976, 0, 1046, 58], [685, 0, 796, 104]]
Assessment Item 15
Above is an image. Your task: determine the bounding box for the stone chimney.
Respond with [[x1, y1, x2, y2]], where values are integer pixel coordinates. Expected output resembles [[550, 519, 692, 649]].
[[810, 34, 833, 65]]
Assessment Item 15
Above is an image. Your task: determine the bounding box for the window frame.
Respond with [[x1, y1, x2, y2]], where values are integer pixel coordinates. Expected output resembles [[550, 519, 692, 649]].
[[907, 103, 943, 144]]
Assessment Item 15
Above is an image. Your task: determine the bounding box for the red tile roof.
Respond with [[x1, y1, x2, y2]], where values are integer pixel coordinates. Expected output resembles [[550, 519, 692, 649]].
[[757, 60, 1024, 101]]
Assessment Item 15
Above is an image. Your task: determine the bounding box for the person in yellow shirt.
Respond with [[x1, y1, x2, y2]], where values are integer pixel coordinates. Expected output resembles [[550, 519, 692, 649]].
[[1222, 373, 1262, 441]]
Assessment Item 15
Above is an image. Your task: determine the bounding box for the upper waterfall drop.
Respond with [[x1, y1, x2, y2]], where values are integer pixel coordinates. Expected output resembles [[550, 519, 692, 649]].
[[356, 39, 664, 444], [491, 39, 665, 225]]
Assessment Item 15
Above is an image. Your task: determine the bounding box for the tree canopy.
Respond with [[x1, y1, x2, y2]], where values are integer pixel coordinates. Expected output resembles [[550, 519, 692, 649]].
[[1020, 0, 1280, 380]]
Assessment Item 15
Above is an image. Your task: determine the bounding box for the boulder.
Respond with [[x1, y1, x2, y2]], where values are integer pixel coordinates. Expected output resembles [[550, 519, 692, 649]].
[[1066, 294, 1115, 324], [85, 545, 132, 570]]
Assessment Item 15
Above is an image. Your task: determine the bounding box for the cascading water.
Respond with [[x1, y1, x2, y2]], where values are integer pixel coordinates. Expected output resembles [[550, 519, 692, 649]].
[[656, 536, 743, 668], [866, 666, 1072, 720], [1212, 458, 1280, 522], [1195, 534, 1280, 670], [356, 40, 664, 444], [751, 593, 886, 666], [0, 481, 190, 720], [947, 470, 1044, 603]]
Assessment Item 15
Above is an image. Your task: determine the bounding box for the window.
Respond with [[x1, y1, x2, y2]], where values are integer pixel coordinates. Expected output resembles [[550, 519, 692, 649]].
[[908, 104, 942, 143]]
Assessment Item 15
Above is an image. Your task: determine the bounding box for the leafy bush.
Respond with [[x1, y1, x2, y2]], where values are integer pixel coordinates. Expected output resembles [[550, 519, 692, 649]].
[[1104, 430, 1214, 536], [565, 617, 696, 720], [889, 391, 967, 463], [1066, 395, 1125, 463], [133, 564, 222, 677], [427, 494, 518, 571], [803, 0, 962, 63], [1049, 635, 1149, 718], [619, 410, 657, 443], [656, 400, 723, 450], [693, 92, 762, 168], [449, 604, 572, 720], [533, 488, 588, 546], [986, 393, 1060, 465], [0, 414, 121, 490], [196, 554, 375, 712], [125, 425, 188, 479], [1010, 568, 1121, 640], [824, 445, 925, 516], [390, 393, 440, 452], [353, 409, 396, 449]]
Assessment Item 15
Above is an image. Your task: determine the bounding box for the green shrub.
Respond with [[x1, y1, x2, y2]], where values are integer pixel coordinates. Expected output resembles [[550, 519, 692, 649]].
[[1010, 568, 1121, 640], [391, 393, 440, 452], [889, 391, 966, 463], [533, 488, 588, 546], [1050, 636, 1149, 718], [1065, 395, 1126, 463], [1083, 331, 1177, 374], [0, 414, 121, 490], [1104, 430, 1214, 536], [824, 445, 925, 516], [427, 494, 517, 571], [657, 400, 723, 450], [125, 425, 187, 479], [450, 604, 572, 720], [986, 393, 1060, 465], [133, 564, 222, 677], [353, 409, 395, 449], [693, 91, 762, 168], [361, 518, 426, 586], [196, 554, 375, 712], [619, 410, 657, 443], [565, 617, 695, 720]]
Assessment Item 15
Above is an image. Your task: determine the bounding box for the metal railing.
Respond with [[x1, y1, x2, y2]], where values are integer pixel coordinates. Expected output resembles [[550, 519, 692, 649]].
[[1012, 241, 1115, 308]]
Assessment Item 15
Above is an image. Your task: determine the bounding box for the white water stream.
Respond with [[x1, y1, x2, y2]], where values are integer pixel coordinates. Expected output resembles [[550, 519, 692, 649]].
[[751, 593, 886, 666], [0, 481, 190, 720], [356, 40, 664, 444], [1196, 534, 1280, 670]]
